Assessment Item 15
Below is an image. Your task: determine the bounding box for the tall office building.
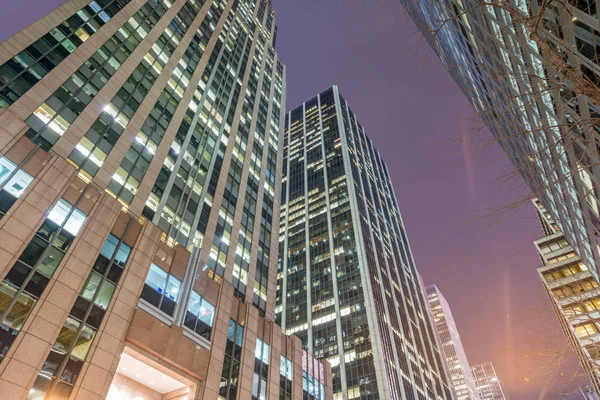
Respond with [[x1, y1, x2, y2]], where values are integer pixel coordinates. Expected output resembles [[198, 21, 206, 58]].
[[276, 86, 453, 400], [470, 363, 506, 400], [582, 386, 600, 400], [398, 0, 600, 281], [0, 0, 332, 399], [426, 285, 480, 400], [534, 198, 600, 394]]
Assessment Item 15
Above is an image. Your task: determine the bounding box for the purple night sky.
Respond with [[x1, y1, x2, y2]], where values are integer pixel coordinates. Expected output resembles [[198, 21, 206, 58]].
[[0, 0, 587, 398]]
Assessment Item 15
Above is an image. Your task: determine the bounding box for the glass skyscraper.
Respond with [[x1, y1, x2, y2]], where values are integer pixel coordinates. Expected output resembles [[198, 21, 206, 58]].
[[470, 363, 506, 400], [534, 198, 600, 395], [0, 0, 332, 399], [276, 86, 453, 400], [398, 0, 600, 282], [426, 285, 480, 400]]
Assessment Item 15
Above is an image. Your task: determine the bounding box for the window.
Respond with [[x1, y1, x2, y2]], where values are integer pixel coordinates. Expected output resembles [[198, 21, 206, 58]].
[[280, 354, 293, 399], [48, 199, 87, 236], [221, 319, 244, 399], [0, 156, 34, 218], [79, 271, 115, 310], [280, 356, 293, 381], [255, 338, 270, 365], [252, 373, 267, 399], [0, 157, 15, 183], [33, 217, 134, 399], [140, 263, 181, 316], [576, 323, 599, 338], [183, 290, 215, 340]]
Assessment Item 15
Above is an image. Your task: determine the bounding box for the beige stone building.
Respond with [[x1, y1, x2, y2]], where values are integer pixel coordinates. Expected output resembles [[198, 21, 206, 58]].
[[0, 0, 332, 399]]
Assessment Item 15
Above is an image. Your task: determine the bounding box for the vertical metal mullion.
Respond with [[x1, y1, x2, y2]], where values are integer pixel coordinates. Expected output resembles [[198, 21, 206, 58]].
[[173, 245, 200, 326], [164, 9, 234, 242], [280, 112, 291, 332], [0, 184, 90, 324], [80, 1, 189, 173], [316, 92, 346, 397], [47, 217, 133, 396], [301, 103, 313, 353], [225, 302, 243, 399], [30, 0, 155, 145]]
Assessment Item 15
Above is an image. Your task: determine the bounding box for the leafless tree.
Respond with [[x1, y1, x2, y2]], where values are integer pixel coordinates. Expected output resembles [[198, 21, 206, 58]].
[[400, 0, 600, 396], [414, 0, 600, 230]]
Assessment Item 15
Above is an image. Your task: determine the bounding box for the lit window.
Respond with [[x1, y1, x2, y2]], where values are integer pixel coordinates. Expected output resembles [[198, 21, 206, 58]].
[[0, 157, 16, 184], [140, 263, 181, 317], [63, 208, 86, 236], [48, 199, 73, 225], [255, 339, 270, 364], [4, 169, 33, 198], [47, 199, 87, 235], [184, 290, 215, 340]]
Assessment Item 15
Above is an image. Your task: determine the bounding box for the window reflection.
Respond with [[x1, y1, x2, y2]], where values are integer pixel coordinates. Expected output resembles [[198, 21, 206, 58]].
[[140, 263, 181, 317]]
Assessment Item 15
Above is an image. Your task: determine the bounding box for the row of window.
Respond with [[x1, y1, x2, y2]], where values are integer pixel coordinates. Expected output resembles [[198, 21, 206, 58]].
[[252, 338, 270, 400], [0, 0, 130, 108], [32, 228, 133, 398], [219, 319, 244, 400], [0, 180, 95, 363], [110, 0, 213, 205], [26, 0, 170, 150], [543, 262, 588, 282], [553, 277, 600, 299], [69, 0, 200, 178]]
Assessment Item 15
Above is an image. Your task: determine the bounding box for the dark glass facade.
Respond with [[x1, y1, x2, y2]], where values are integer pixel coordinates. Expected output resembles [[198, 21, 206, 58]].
[[277, 86, 453, 400], [399, 0, 600, 282]]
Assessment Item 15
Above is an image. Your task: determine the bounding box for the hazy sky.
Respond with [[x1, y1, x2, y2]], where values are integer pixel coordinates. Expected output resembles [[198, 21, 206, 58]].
[[0, 0, 588, 398]]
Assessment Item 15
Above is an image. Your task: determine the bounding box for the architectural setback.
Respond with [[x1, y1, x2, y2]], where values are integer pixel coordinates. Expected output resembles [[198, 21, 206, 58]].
[[276, 86, 453, 400], [533, 199, 600, 394]]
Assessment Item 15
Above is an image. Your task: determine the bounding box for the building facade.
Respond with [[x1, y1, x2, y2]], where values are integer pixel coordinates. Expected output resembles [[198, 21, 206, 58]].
[[398, 0, 600, 282], [426, 285, 480, 400], [470, 363, 505, 400], [582, 386, 600, 400], [534, 198, 600, 394], [276, 86, 453, 400], [0, 0, 333, 399]]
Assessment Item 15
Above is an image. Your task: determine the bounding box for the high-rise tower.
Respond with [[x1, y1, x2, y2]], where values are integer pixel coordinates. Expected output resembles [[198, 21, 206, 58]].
[[534, 198, 600, 395], [426, 285, 480, 400], [0, 1, 332, 399], [276, 86, 453, 400], [398, 0, 600, 282], [470, 362, 506, 400]]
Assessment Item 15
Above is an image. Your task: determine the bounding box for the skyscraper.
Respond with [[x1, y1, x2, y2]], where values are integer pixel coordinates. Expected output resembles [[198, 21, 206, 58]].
[[0, 0, 332, 399], [426, 285, 480, 400], [276, 86, 453, 400], [582, 386, 600, 400], [533, 198, 600, 394], [398, 0, 600, 281], [470, 363, 506, 400]]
